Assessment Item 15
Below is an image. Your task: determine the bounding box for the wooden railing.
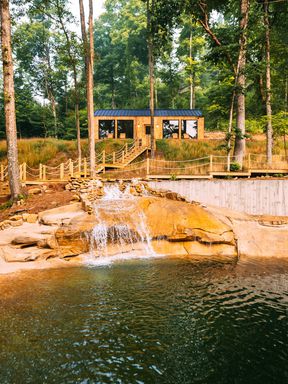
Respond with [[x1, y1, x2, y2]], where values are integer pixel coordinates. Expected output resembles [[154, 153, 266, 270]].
[[0, 154, 288, 184]]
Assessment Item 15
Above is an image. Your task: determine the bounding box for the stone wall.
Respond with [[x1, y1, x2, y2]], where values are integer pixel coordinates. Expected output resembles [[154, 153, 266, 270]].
[[148, 179, 288, 216]]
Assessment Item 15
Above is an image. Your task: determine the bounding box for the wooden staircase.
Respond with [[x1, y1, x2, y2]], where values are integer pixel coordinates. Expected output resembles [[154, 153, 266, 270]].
[[99, 139, 149, 172], [107, 144, 147, 169]]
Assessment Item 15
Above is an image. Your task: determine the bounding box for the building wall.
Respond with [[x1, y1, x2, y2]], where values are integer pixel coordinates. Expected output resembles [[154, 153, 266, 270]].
[[94, 115, 205, 142]]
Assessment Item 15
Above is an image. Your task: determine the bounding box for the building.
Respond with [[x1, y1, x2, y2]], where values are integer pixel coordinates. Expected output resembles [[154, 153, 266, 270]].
[[94, 109, 204, 144]]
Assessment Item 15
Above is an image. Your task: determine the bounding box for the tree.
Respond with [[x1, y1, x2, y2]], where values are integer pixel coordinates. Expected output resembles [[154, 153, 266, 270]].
[[54, 0, 82, 159], [145, 0, 182, 155], [263, 0, 272, 164], [146, 0, 155, 156], [233, 0, 250, 166], [79, 0, 95, 176], [0, 0, 21, 199]]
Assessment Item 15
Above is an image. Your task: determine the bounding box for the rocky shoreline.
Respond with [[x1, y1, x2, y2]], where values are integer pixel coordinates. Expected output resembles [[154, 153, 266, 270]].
[[0, 178, 287, 275]]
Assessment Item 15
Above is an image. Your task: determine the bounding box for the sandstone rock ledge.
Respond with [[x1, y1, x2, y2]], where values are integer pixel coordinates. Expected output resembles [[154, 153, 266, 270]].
[[0, 182, 287, 274]]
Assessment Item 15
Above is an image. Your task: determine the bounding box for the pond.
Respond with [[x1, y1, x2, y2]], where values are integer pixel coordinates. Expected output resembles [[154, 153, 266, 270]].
[[0, 257, 287, 383]]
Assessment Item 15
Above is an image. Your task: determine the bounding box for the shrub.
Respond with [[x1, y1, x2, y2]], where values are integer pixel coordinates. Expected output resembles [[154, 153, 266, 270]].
[[230, 162, 241, 172]]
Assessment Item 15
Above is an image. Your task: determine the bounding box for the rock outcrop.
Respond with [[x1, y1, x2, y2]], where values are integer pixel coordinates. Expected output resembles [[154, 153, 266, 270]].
[[1, 179, 288, 274]]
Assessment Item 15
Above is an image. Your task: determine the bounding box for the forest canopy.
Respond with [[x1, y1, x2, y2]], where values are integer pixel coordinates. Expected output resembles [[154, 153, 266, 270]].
[[0, 0, 287, 139]]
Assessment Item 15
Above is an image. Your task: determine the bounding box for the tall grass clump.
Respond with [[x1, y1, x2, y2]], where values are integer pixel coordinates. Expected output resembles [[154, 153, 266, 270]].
[[156, 139, 227, 161]]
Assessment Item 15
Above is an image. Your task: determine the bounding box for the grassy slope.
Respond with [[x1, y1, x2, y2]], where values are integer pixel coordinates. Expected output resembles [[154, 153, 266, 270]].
[[0, 137, 285, 166], [0, 138, 132, 167]]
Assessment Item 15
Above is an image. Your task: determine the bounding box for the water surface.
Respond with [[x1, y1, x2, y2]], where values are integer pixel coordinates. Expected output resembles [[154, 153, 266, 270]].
[[0, 257, 287, 383]]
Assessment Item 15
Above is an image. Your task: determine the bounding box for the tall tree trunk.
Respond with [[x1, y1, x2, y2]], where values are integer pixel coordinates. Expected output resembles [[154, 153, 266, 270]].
[[155, 77, 158, 109], [79, 0, 95, 176], [233, 0, 250, 166], [227, 90, 236, 171], [50, 92, 57, 138], [88, 0, 95, 176], [189, 28, 193, 109], [284, 77, 288, 160], [56, 1, 81, 159], [45, 45, 58, 137], [111, 69, 116, 109], [73, 68, 81, 160], [0, 0, 21, 200], [264, 0, 273, 165], [147, 0, 155, 157]]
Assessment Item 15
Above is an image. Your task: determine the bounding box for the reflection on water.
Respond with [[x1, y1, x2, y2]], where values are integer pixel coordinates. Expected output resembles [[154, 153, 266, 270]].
[[0, 257, 288, 384]]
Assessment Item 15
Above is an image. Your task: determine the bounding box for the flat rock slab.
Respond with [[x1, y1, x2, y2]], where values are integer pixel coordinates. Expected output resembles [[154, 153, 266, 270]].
[[0, 222, 57, 246], [0, 246, 54, 262], [233, 219, 288, 258], [38, 203, 84, 226]]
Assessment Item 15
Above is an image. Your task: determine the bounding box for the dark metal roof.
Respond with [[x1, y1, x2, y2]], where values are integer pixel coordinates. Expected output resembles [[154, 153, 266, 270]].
[[94, 109, 203, 117]]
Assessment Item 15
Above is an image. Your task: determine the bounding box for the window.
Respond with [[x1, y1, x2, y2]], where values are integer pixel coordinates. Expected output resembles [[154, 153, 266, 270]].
[[163, 120, 179, 138], [182, 120, 198, 139], [117, 120, 134, 139], [145, 125, 151, 135], [99, 120, 115, 139]]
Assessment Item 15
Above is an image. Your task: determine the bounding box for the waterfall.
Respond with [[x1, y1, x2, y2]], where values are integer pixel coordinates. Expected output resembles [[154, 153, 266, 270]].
[[87, 182, 156, 261]]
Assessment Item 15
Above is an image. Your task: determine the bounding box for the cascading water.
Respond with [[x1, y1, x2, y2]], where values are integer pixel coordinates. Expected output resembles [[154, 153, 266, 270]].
[[87, 181, 156, 262]]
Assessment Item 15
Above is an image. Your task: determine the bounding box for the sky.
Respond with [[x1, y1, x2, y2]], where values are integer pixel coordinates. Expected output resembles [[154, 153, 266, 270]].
[[70, 0, 105, 25]]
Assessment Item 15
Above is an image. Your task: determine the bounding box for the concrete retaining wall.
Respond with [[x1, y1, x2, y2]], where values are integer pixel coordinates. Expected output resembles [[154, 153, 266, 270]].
[[148, 179, 288, 216]]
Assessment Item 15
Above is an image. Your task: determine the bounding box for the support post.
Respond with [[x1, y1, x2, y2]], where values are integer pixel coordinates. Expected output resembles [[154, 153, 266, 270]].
[[43, 165, 46, 180], [102, 150, 105, 164], [0, 164, 4, 181], [146, 158, 150, 176], [19, 164, 23, 181], [78, 157, 81, 174], [84, 158, 87, 178], [39, 164, 42, 180], [122, 151, 125, 163], [125, 143, 128, 154], [248, 153, 251, 170], [113, 152, 116, 164], [23, 163, 27, 182], [69, 159, 74, 177], [60, 163, 64, 180], [209, 155, 213, 173]]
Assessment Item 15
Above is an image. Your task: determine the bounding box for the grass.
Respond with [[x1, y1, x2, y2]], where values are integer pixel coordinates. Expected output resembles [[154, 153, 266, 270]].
[[156, 139, 226, 161], [156, 138, 284, 161], [0, 136, 285, 167], [0, 138, 134, 167]]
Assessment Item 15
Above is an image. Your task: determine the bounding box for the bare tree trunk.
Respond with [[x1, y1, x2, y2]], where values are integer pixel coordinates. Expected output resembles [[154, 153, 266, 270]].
[[111, 70, 116, 109], [227, 90, 236, 171], [0, 0, 21, 200], [264, 0, 273, 165], [56, 1, 81, 159], [284, 77, 288, 160], [45, 45, 58, 137], [233, 0, 250, 166], [155, 77, 158, 109], [147, 0, 155, 157], [79, 0, 95, 176], [88, 0, 95, 176], [189, 28, 193, 109], [50, 92, 57, 138]]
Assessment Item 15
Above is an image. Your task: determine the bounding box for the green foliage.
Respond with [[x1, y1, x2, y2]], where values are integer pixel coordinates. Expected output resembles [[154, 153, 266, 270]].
[[229, 162, 241, 172], [0, 0, 286, 145], [0, 200, 13, 211]]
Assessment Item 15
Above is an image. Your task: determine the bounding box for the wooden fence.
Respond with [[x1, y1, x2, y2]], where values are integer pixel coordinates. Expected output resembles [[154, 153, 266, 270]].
[[0, 154, 288, 184]]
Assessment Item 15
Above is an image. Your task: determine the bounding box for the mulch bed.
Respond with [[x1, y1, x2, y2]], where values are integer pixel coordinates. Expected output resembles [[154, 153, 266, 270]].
[[0, 183, 74, 222]]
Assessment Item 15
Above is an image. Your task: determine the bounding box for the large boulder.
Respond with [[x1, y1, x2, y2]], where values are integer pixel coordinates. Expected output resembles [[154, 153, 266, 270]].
[[54, 197, 237, 259], [38, 203, 83, 226]]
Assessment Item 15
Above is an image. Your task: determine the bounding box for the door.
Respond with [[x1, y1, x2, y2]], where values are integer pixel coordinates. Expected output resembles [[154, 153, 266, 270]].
[[145, 125, 151, 147]]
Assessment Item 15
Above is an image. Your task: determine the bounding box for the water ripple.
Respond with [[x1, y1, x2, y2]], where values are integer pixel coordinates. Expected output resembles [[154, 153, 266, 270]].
[[0, 258, 287, 383]]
